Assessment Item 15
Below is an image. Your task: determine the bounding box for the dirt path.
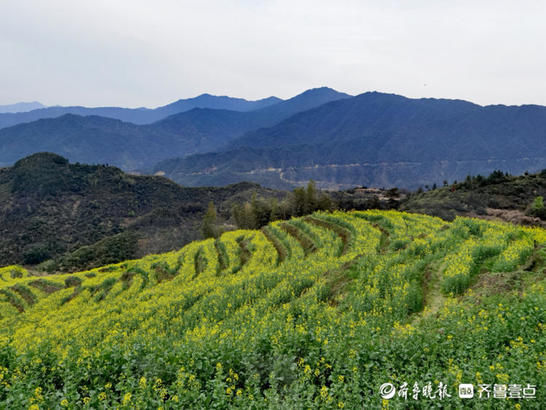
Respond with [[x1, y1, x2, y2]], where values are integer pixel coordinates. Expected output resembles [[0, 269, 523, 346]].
[[413, 260, 446, 323]]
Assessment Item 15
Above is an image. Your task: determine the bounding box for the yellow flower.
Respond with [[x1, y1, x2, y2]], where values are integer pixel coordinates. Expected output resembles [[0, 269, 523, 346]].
[[139, 377, 147, 388], [496, 373, 509, 384], [98, 392, 106, 401], [60, 399, 69, 407], [122, 392, 132, 405], [338, 401, 345, 408], [320, 385, 329, 400]]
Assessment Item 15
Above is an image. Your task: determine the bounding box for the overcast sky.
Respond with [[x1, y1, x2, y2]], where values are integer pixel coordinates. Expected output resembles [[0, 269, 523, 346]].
[[1, 0, 545, 108]]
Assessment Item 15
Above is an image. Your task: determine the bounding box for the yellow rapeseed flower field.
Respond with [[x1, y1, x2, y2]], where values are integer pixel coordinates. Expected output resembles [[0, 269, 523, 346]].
[[0, 210, 544, 408]]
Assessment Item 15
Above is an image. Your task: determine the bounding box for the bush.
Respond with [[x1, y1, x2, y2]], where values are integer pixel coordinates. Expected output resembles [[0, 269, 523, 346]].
[[529, 196, 546, 219], [22, 244, 50, 265], [36, 259, 58, 273], [58, 232, 139, 272]]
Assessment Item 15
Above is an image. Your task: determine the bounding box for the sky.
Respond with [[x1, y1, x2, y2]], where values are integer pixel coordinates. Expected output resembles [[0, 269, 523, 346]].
[[1, 0, 545, 108]]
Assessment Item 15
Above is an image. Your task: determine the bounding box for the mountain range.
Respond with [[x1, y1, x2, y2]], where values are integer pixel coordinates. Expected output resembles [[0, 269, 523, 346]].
[[0, 93, 283, 129], [0, 88, 349, 170], [1, 88, 545, 190], [0, 101, 45, 114], [155, 92, 546, 189]]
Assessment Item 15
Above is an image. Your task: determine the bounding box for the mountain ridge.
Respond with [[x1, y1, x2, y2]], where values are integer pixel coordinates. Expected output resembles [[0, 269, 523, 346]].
[[0, 101, 45, 113], [0, 93, 284, 129], [0, 88, 351, 170], [156, 91, 546, 189]]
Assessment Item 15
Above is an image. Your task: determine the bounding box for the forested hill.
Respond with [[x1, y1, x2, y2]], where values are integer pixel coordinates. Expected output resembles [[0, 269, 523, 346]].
[[0, 153, 283, 270], [401, 170, 546, 225], [0, 114, 173, 170], [156, 92, 546, 189]]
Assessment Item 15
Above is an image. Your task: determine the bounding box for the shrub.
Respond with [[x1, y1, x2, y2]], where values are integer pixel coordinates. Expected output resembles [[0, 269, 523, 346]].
[[529, 196, 546, 219], [22, 244, 50, 265]]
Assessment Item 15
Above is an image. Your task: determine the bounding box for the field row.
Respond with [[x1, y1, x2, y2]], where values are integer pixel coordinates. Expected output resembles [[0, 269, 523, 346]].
[[0, 210, 544, 408]]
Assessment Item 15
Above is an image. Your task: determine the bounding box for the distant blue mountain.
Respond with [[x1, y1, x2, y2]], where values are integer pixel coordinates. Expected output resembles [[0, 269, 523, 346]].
[[0, 94, 283, 129], [151, 87, 352, 149], [155, 92, 546, 189], [0, 88, 350, 170], [7, 88, 542, 191], [0, 101, 45, 113]]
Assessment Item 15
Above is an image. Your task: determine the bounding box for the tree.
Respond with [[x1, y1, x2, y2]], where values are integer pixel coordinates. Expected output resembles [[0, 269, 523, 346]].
[[305, 180, 318, 214], [250, 192, 272, 228], [317, 192, 333, 211], [530, 196, 546, 219], [270, 198, 281, 221], [293, 187, 306, 217], [232, 202, 257, 229], [201, 201, 218, 239]]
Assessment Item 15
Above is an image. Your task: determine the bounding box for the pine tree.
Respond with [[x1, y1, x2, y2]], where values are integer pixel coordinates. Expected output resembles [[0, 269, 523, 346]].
[[305, 180, 318, 214], [293, 187, 306, 217], [202, 201, 218, 239], [270, 198, 281, 221], [243, 202, 257, 229]]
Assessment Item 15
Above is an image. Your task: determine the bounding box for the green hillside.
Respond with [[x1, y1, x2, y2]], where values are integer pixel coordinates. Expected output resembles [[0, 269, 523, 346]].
[[0, 152, 285, 271], [401, 170, 546, 224], [0, 210, 544, 408]]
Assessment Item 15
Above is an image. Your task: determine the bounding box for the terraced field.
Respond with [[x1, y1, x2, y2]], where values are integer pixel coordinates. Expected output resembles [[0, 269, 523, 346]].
[[0, 210, 545, 408]]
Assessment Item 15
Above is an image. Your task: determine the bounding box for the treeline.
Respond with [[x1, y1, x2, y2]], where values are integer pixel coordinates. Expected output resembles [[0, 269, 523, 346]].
[[36, 232, 139, 273], [231, 181, 333, 230], [202, 181, 334, 237], [421, 169, 546, 192], [455, 170, 513, 190]]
